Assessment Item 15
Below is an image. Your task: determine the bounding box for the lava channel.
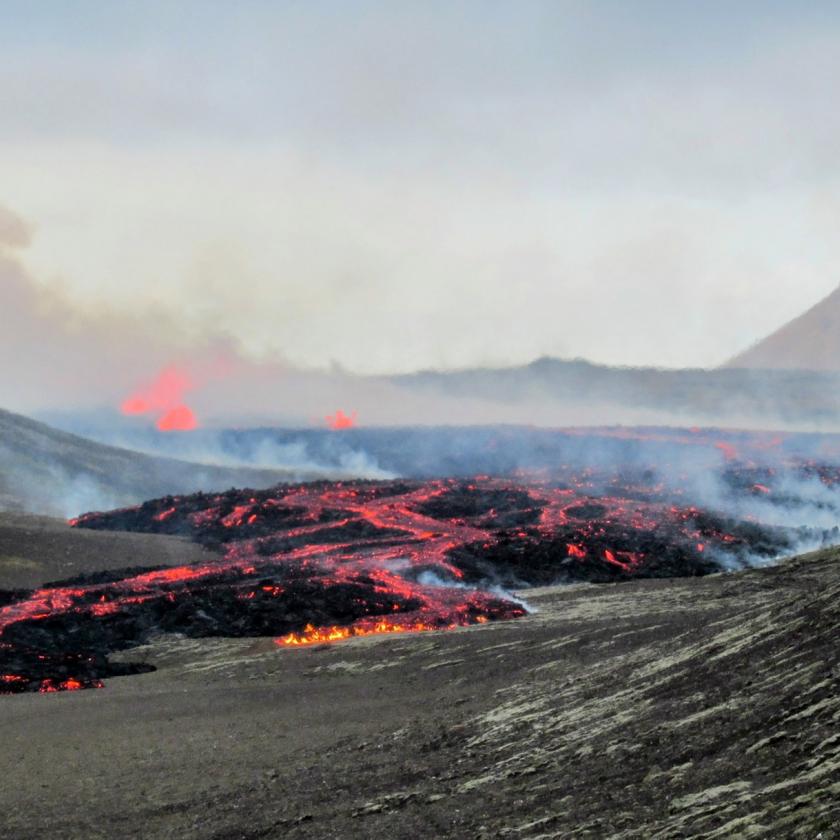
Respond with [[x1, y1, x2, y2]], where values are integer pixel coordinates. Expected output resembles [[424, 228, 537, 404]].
[[0, 469, 833, 692]]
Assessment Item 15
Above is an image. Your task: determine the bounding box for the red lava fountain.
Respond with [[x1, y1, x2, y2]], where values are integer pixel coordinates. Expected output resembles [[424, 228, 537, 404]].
[[326, 409, 356, 430], [121, 364, 199, 431], [156, 404, 198, 431]]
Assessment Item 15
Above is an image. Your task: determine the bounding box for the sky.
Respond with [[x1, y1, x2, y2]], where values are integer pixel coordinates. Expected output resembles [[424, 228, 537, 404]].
[[1, 0, 840, 379]]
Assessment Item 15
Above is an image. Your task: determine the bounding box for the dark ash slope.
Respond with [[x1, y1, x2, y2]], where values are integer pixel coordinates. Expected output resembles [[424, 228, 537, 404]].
[[0, 544, 836, 838]]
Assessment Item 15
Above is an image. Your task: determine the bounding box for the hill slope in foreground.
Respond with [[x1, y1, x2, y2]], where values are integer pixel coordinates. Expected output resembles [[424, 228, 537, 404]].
[[0, 408, 311, 516], [0, 512, 836, 839]]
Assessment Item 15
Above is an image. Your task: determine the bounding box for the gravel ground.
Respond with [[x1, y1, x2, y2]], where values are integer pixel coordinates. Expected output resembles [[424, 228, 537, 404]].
[[0, 514, 837, 839]]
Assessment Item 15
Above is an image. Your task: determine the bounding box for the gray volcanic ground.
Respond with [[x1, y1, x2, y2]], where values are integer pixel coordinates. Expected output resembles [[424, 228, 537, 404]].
[[1, 418, 839, 838], [0, 512, 837, 838]]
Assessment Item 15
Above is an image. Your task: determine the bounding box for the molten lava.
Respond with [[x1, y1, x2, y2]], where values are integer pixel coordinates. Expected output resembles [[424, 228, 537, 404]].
[[121, 365, 192, 414], [278, 618, 462, 646], [156, 404, 198, 432], [121, 364, 199, 431], [2, 449, 837, 693], [326, 409, 356, 430]]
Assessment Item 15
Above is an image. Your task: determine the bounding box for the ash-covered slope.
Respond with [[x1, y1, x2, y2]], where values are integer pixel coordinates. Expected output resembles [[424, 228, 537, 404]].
[[0, 511, 211, 590], [728, 284, 840, 371], [1, 544, 837, 838], [0, 407, 308, 517]]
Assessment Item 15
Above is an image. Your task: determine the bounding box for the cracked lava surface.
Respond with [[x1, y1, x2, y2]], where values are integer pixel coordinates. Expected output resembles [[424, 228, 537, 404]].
[[1, 463, 836, 693]]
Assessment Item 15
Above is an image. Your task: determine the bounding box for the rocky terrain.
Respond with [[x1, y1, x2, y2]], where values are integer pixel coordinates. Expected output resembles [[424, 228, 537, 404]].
[[0, 511, 836, 838]]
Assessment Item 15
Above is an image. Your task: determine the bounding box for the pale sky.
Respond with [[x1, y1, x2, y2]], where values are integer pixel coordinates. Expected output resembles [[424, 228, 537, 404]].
[[2, 1, 840, 374]]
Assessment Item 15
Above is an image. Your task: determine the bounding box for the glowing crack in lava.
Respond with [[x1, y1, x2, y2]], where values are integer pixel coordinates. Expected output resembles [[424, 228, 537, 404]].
[[120, 364, 199, 431], [2, 460, 832, 693], [326, 409, 356, 430]]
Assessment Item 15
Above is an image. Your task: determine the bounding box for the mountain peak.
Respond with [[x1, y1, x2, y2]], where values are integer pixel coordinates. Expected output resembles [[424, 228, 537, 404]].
[[727, 285, 840, 371]]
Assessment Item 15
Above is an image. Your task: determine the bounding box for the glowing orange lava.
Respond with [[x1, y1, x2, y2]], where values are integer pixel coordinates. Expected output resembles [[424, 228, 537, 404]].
[[121, 365, 192, 414], [277, 615, 489, 646], [156, 404, 198, 431], [120, 364, 199, 431], [326, 409, 356, 430]]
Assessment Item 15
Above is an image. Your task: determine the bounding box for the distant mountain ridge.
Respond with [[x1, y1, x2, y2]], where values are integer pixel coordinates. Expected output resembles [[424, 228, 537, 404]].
[[727, 285, 840, 371], [394, 356, 840, 427]]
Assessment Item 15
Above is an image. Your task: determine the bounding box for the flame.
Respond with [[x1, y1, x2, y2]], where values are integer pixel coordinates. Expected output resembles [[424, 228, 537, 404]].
[[156, 404, 198, 431], [121, 365, 192, 414], [120, 364, 199, 431], [326, 409, 356, 430], [277, 616, 487, 647], [121, 396, 152, 414]]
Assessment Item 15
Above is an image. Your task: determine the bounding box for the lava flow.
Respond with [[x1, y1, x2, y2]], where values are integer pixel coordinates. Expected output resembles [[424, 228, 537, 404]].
[[0, 466, 834, 693]]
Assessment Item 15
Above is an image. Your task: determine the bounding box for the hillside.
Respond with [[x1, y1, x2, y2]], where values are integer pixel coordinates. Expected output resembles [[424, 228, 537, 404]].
[[0, 511, 211, 589], [0, 408, 311, 517], [728, 284, 840, 371], [394, 357, 840, 427], [0, 517, 836, 838]]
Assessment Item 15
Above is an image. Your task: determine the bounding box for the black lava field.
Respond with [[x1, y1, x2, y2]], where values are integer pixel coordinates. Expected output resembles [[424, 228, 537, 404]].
[[3, 429, 840, 693]]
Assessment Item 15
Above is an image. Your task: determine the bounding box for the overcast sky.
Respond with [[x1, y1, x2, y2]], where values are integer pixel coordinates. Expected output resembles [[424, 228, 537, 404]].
[[2, 1, 839, 374]]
